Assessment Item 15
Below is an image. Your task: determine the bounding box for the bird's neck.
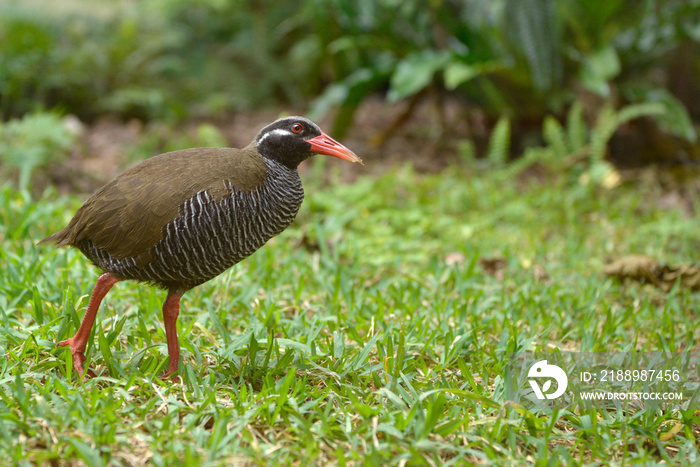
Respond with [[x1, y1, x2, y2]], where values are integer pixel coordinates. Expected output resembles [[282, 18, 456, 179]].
[[261, 156, 300, 182], [259, 157, 305, 201]]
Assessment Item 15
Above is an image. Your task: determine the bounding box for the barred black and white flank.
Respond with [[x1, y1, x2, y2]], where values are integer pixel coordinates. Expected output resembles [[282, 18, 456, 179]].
[[82, 158, 304, 290]]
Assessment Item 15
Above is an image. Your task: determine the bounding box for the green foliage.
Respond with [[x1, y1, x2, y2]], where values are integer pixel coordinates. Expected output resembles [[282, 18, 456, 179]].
[[625, 87, 698, 143], [1, 0, 697, 152], [310, 0, 698, 141], [2, 160, 699, 464], [505, 0, 562, 91], [487, 116, 511, 165], [0, 0, 337, 121], [491, 100, 673, 189], [0, 1, 182, 120], [0, 111, 77, 190], [579, 46, 622, 97], [387, 50, 451, 103], [566, 100, 588, 153], [128, 122, 229, 163], [195, 124, 228, 148], [471, 98, 670, 184], [590, 102, 666, 162], [542, 116, 569, 157]]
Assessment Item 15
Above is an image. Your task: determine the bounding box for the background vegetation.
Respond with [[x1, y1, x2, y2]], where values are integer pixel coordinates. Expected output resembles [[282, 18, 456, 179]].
[[2, 0, 698, 142], [0, 0, 699, 465]]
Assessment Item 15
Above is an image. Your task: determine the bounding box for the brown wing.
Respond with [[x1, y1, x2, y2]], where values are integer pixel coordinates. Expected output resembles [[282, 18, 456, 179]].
[[40, 145, 267, 261]]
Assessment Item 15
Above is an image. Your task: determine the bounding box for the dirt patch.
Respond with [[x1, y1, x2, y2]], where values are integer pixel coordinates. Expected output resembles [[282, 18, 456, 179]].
[[54, 96, 476, 192], [49, 95, 700, 197]]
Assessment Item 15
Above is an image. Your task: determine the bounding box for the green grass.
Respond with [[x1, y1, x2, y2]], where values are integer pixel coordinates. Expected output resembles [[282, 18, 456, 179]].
[[1, 162, 699, 465]]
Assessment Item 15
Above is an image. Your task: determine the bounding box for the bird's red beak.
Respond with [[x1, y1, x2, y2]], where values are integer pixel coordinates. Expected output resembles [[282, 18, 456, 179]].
[[306, 132, 363, 165]]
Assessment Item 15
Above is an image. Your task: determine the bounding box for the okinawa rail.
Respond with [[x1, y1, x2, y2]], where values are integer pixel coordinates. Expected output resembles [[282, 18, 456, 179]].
[[41, 117, 362, 379]]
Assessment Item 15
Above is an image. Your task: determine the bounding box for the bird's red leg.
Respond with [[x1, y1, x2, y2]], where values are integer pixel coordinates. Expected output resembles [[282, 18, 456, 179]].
[[58, 272, 120, 379], [159, 291, 182, 380]]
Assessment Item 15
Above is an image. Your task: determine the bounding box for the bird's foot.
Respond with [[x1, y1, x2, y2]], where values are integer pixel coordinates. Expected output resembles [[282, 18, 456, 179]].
[[158, 370, 182, 383], [58, 338, 97, 379]]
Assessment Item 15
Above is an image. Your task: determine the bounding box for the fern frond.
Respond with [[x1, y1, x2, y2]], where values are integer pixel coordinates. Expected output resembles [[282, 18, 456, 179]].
[[566, 101, 587, 152], [543, 116, 568, 158], [487, 116, 511, 165], [590, 102, 667, 161], [616, 102, 665, 125], [590, 105, 618, 161]]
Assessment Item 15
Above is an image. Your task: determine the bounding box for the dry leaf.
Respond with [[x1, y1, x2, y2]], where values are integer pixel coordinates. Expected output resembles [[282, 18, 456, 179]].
[[445, 252, 466, 266], [604, 255, 700, 291], [480, 257, 507, 278], [659, 422, 683, 442]]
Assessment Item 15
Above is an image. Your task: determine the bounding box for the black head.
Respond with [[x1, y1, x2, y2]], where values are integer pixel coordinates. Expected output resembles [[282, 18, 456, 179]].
[[254, 116, 362, 169]]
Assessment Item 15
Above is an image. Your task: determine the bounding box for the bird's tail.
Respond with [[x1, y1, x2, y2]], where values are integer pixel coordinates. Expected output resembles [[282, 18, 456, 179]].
[[37, 229, 71, 247]]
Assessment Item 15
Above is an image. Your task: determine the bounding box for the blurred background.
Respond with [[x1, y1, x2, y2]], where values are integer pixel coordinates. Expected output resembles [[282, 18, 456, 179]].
[[0, 0, 699, 192]]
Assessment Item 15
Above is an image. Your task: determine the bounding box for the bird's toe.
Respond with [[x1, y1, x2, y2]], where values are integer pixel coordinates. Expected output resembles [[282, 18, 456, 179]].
[[158, 371, 182, 383], [58, 338, 72, 347]]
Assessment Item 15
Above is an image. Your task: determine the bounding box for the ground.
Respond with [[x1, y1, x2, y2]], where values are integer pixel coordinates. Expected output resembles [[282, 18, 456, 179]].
[[1, 101, 699, 465]]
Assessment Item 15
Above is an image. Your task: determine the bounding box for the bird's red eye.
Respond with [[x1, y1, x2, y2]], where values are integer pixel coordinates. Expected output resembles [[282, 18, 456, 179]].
[[291, 123, 303, 133]]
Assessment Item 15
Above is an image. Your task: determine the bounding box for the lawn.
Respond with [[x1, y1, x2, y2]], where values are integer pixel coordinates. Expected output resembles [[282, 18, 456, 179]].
[[1, 161, 699, 465]]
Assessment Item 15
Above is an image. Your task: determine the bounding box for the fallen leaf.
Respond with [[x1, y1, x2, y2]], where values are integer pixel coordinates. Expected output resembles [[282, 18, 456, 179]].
[[532, 264, 550, 283], [604, 255, 700, 291], [659, 422, 683, 442], [480, 257, 507, 278], [445, 252, 466, 266]]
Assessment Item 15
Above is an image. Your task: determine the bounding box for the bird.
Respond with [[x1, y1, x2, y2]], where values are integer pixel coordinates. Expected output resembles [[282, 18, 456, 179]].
[[40, 116, 362, 380]]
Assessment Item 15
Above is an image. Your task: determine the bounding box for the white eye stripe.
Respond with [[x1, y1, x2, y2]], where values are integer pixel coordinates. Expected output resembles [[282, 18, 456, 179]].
[[257, 128, 293, 145]]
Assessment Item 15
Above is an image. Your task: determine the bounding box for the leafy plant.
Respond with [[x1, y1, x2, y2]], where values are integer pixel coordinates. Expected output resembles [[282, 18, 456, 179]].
[[487, 116, 511, 165], [0, 111, 77, 190], [0, 0, 697, 163], [0, 0, 331, 121], [501, 100, 669, 188], [310, 0, 698, 148]]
